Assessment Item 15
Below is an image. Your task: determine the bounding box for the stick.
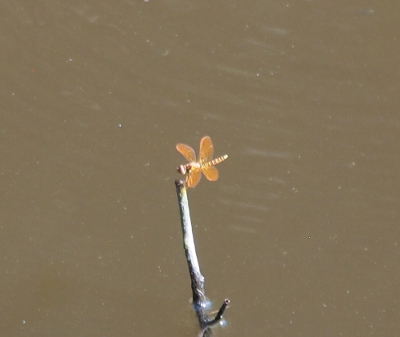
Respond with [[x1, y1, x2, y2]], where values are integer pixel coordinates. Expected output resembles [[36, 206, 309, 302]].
[[175, 180, 229, 335]]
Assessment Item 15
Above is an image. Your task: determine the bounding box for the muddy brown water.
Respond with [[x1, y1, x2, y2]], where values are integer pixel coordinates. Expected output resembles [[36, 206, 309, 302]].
[[1, 1, 399, 336]]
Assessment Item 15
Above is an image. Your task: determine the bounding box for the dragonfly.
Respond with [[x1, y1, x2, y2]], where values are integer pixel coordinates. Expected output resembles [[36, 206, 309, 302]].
[[176, 136, 228, 188]]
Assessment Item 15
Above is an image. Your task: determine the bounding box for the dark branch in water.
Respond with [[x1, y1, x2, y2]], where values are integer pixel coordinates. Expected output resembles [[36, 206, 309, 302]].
[[175, 180, 229, 336], [207, 299, 230, 326]]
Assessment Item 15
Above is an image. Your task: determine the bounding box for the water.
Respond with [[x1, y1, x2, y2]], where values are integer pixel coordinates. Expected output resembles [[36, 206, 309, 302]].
[[1, 1, 399, 336]]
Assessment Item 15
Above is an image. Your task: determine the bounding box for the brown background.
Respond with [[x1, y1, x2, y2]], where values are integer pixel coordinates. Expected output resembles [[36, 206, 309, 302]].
[[1, 1, 399, 336]]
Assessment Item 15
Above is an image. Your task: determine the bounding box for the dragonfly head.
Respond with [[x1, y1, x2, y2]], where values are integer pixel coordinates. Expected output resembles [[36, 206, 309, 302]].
[[177, 164, 186, 175], [177, 164, 192, 175]]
